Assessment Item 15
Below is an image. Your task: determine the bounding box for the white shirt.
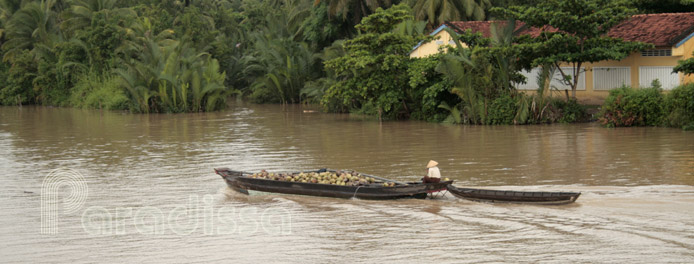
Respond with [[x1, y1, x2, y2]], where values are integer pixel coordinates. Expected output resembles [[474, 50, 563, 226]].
[[427, 167, 441, 178]]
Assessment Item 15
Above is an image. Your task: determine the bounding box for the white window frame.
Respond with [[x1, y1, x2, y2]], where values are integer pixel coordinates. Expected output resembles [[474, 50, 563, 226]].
[[551, 67, 586, 91], [638, 66, 680, 90], [514, 68, 542, 90], [593, 67, 631, 91], [641, 49, 672, 57], [514, 67, 586, 91]]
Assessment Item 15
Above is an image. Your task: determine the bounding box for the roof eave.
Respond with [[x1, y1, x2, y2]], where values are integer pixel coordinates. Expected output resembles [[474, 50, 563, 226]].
[[410, 24, 455, 54], [674, 29, 694, 47]]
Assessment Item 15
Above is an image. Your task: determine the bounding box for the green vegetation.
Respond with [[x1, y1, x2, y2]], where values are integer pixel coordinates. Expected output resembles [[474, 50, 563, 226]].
[[411, 0, 491, 29], [494, 0, 653, 99], [0, 0, 687, 128], [322, 4, 430, 120], [599, 85, 665, 127], [665, 84, 694, 130], [0, 0, 236, 113], [599, 83, 694, 130]]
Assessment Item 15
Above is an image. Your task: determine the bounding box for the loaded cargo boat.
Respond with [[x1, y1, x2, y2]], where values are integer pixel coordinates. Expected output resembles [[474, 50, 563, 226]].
[[215, 168, 451, 200], [447, 185, 581, 205]]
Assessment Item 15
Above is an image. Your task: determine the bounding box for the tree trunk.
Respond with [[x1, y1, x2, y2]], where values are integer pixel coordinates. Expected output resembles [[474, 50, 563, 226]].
[[378, 108, 382, 122], [564, 90, 570, 101], [571, 88, 576, 99], [542, 73, 550, 97]]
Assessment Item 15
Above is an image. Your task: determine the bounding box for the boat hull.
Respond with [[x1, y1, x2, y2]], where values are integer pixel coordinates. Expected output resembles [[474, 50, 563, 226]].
[[216, 168, 451, 200], [447, 185, 580, 205]]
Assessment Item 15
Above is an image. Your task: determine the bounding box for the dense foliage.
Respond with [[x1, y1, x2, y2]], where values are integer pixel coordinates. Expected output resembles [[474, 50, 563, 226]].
[[493, 0, 653, 99], [599, 83, 694, 130], [599, 86, 665, 127], [0, 0, 239, 112], [323, 4, 429, 120], [0, 0, 686, 128], [664, 84, 694, 130]]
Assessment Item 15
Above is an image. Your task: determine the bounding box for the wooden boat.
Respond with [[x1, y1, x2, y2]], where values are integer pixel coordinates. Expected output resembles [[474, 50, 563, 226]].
[[215, 168, 451, 200], [447, 185, 581, 205]]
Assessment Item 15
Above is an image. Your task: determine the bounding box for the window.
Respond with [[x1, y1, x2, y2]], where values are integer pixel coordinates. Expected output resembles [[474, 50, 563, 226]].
[[435, 40, 444, 45], [513, 67, 586, 90], [514, 68, 541, 90], [551, 67, 586, 91], [593, 67, 631, 90], [641, 49, 672, 57], [639, 66, 680, 90]]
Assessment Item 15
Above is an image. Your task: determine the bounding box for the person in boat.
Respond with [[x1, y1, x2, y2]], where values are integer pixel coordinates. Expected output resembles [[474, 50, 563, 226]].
[[423, 160, 441, 183]]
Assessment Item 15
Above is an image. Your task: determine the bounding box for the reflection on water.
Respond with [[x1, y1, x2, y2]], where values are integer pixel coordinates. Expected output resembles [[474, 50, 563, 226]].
[[0, 105, 693, 263]]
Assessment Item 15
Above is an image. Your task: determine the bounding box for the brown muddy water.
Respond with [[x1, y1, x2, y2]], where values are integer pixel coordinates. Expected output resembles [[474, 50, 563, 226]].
[[0, 105, 693, 263]]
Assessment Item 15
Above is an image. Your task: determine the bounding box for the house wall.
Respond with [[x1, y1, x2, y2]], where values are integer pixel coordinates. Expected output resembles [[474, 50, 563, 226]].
[[411, 29, 694, 104], [549, 36, 694, 104], [410, 30, 455, 58], [675, 32, 694, 84], [558, 51, 684, 104]]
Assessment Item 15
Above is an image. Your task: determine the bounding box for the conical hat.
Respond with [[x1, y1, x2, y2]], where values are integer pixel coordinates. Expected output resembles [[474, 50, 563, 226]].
[[426, 160, 438, 168]]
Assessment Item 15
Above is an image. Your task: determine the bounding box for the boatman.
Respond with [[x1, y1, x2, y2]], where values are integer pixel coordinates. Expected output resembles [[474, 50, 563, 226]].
[[423, 160, 441, 183]]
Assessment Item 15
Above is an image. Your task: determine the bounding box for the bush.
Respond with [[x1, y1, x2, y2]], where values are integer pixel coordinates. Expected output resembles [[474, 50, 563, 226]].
[[70, 73, 130, 111], [487, 93, 517, 125], [555, 98, 587, 123], [665, 83, 694, 130], [0, 50, 36, 105], [407, 55, 455, 122], [34, 59, 74, 107], [599, 86, 665, 127]]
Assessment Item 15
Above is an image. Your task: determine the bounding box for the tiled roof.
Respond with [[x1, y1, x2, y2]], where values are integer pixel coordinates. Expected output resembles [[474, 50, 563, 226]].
[[443, 13, 694, 47], [608, 13, 694, 47]]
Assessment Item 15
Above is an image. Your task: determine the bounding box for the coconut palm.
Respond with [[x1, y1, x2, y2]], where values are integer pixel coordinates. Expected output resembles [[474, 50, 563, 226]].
[[0, 0, 24, 41], [314, 0, 394, 25], [244, 33, 315, 104], [115, 16, 230, 113], [116, 40, 230, 113], [410, 0, 491, 29], [2, 0, 61, 62], [243, 10, 317, 104], [434, 21, 520, 124], [60, 0, 136, 37]]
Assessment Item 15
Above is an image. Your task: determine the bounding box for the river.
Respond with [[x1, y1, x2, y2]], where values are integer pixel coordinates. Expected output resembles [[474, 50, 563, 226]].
[[1, 105, 693, 263]]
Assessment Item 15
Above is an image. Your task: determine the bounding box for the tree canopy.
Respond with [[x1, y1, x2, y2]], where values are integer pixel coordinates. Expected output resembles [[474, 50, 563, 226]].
[[494, 0, 653, 98], [674, 52, 694, 75], [323, 4, 429, 119]]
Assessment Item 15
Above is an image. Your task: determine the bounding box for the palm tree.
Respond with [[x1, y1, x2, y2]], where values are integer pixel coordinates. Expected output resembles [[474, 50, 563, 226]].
[[314, 0, 394, 26], [2, 0, 61, 62], [60, 0, 136, 38], [410, 0, 491, 29], [434, 20, 519, 124], [0, 0, 24, 42], [244, 32, 315, 104], [241, 6, 317, 104], [115, 16, 230, 113]]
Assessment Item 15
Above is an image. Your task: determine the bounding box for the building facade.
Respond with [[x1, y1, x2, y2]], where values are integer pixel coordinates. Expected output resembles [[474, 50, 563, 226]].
[[410, 13, 694, 104]]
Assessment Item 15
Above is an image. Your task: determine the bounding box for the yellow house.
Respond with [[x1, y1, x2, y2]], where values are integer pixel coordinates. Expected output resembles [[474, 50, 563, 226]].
[[411, 13, 694, 104]]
